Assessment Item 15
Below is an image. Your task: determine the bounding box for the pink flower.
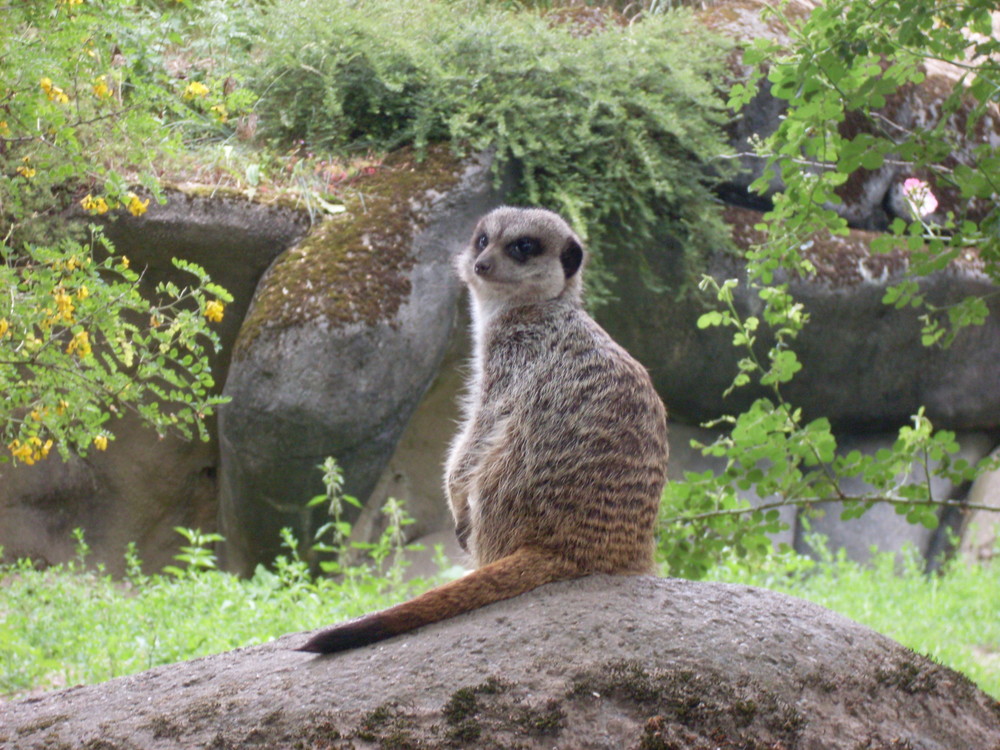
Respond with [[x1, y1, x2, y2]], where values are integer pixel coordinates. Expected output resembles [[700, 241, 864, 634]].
[[901, 178, 939, 217]]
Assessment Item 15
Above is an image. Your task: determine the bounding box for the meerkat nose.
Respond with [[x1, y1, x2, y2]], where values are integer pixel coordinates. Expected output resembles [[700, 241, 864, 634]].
[[474, 259, 492, 275]]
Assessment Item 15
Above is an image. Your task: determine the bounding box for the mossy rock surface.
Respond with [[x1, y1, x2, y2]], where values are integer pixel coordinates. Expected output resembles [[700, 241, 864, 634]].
[[3, 576, 997, 749], [217, 147, 503, 574], [234, 144, 472, 358]]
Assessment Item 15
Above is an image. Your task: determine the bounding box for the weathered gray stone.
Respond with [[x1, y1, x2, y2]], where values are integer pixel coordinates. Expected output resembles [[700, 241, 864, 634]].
[[0, 414, 217, 576], [351, 310, 471, 551], [598, 206, 1000, 432], [2, 576, 996, 749], [960, 446, 1000, 564], [217, 148, 505, 574]]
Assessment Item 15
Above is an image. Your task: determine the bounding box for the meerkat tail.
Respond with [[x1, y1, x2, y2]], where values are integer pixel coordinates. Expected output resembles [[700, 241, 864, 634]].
[[296, 547, 579, 654]]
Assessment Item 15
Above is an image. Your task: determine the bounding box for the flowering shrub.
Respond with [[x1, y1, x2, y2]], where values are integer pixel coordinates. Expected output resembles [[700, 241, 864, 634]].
[[0, 1, 236, 462]]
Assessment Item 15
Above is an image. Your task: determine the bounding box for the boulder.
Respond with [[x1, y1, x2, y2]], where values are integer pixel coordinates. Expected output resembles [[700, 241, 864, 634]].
[[217, 147, 504, 574], [0, 191, 310, 574], [349, 311, 472, 552], [0, 413, 217, 575], [2, 576, 997, 749], [960, 446, 1000, 564], [598, 205, 1000, 432]]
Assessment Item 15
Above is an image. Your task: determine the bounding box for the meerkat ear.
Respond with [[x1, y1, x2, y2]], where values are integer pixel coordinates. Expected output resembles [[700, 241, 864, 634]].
[[560, 239, 583, 279]]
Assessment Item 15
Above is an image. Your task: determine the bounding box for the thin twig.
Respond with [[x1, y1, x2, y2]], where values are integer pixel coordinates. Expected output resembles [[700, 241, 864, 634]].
[[665, 494, 999, 524]]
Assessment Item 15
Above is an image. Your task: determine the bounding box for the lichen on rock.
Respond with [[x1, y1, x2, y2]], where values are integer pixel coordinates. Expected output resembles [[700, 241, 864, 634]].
[[234, 145, 467, 358]]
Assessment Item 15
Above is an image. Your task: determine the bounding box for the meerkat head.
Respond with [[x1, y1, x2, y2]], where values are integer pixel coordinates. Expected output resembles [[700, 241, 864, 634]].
[[458, 206, 585, 319]]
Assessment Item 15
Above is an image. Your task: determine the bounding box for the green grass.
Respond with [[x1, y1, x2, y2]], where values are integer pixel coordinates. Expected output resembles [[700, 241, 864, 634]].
[[707, 542, 1000, 699], [2, 535, 997, 702], [0, 532, 454, 700]]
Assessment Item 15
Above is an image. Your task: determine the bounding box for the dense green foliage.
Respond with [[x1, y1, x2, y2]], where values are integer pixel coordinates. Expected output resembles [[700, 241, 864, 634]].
[[250, 0, 733, 290], [736, 0, 999, 339]]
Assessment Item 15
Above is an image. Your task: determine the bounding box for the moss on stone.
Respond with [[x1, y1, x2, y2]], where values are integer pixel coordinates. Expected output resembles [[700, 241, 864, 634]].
[[516, 699, 565, 736], [355, 702, 424, 748], [233, 144, 465, 359], [569, 659, 804, 748]]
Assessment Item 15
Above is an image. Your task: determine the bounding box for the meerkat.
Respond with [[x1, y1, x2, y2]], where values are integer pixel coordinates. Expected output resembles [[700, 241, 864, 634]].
[[298, 206, 668, 654]]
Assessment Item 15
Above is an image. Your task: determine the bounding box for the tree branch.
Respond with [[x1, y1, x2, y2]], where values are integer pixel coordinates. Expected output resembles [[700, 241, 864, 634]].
[[664, 494, 999, 525]]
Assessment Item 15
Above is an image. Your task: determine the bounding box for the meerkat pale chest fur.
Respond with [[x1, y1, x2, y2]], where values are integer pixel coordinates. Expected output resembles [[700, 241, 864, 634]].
[[298, 206, 668, 654]]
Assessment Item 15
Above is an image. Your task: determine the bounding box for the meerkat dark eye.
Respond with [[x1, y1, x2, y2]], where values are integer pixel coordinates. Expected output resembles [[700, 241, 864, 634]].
[[560, 239, 583, 278], [505, 236, 542, 263], [476, 233, 488, 251]]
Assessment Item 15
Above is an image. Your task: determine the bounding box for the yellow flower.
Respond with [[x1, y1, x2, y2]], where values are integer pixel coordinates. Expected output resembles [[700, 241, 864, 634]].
[[40, 77, 69, 103], [57, 399, 69, 415], [77, 285, 89, 300], [126, 193, 150, 216], [8, 437, 52, 464], [0, 318, 8, 338], [66, 329, 91, 358], [40, 308, 55, 331], [66, 255, 79, 271], [93, 434, 108, 451], [210, 104, 228, 123], [54, 288, 75, 322], [204, 300, 226, 324], [93, 77, 112, 99], [120, 256, 130, 269], [183, 81, 210, 100], [0, 121, 9, 135], [8, 439, 34, 465], [80, 194, 109, 215], [204, 300, 225, 323], [17, 157, 35, 179], [149, 314, 161, 329]]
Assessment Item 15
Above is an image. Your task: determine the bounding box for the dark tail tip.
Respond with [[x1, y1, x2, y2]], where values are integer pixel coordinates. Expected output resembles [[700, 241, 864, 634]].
[[296, 612, 396, 655]]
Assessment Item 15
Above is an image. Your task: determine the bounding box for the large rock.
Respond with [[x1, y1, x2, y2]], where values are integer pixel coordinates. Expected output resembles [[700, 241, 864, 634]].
[[0, 414, 217, 574], [960, 445, 1000, 564], [0, 192, 309, 574], [218, 147, 504, 574], [2, 576, 997, 749], [598, 205, 1000, 431], [350, 310, 472, 550]]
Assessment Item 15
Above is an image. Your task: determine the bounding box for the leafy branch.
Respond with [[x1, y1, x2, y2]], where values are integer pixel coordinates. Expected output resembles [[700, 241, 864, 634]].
[[661, 0, 1000, 577]]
